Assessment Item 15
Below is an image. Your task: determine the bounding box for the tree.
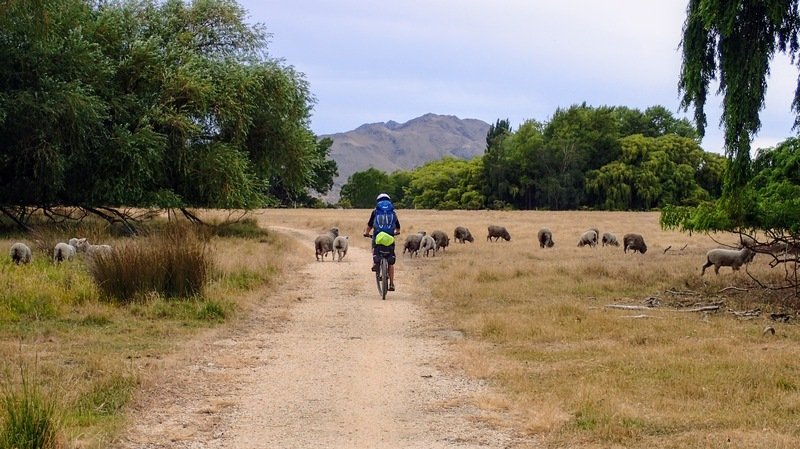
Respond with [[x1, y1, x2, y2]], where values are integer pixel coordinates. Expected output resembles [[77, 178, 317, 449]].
[[339, 168, 391, 208], [0, 0, 333, 229], [668, 1, 800, 296], [679, 0, 800, 191]]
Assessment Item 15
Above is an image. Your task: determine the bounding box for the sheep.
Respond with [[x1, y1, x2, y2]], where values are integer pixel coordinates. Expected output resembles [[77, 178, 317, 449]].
[[403, 232, 426, 257], [701, 247, 755, 275], [314, 227, 339, 261], [53, 242, 76, 263], [537, 228, 554, 248], [487, 225, 511, 242], [431, 230, 449, 253], [75, 238, 113, 257], [577, 230, 598, 247], [9, 242, 32, 265], [623, 233, 648, 254], [68, 237, 80, 248], [453, 226, 474, 243], [420, 234, 437, 257], [601, 232, 620, 247], [333, 235, 348, 262]]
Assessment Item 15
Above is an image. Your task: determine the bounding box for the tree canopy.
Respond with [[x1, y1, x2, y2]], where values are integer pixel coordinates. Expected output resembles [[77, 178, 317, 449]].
[[340, 104, 724, 212], [679, 0, 800, 190], [0, 0, 336, 227]]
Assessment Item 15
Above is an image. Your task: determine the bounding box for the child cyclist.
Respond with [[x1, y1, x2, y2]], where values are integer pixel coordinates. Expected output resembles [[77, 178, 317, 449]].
[[363, 193, 401, 291]]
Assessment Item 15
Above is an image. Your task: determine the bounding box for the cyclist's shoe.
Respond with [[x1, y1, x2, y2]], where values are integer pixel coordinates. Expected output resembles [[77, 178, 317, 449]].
[[371, 263, 378, 272], [388, 283, 395, 291]]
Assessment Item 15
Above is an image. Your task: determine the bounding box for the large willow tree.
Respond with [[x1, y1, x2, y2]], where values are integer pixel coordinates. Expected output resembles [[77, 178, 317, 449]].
[[0, 0, 335, 229], [678, 0, 799, 190], [667, 0, 800, 295]]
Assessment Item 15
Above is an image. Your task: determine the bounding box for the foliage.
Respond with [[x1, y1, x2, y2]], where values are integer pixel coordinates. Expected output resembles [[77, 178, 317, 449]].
[[679, 0, 800, 190], [342, 104, 721, 211], [0, 0, 335, 222], [662, 137, 800, 234], [587, 134, 727, 210], [405, 158, 485, 210]]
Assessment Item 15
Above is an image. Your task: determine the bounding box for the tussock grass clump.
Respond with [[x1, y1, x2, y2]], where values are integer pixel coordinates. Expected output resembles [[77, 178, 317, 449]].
[[0, 367, 62, 449], [88, 226, 212, 302]]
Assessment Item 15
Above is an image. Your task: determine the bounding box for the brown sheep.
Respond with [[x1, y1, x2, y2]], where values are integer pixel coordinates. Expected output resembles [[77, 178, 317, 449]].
[[623, 233, 647, 254], [314, 227, 339, 261], [487, 225, 511, 242], [453, 226, 474, 243], [431, 230, 449, 253], [537, 228, 554, 248], [403, 232, 425, 257]]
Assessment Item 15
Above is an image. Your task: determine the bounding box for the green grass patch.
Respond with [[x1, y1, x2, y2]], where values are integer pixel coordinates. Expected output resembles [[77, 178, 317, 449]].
[[0, 366, 62, 449]]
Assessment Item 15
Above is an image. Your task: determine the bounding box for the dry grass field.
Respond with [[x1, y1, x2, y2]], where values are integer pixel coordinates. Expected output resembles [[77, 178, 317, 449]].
[[2, 208, 799, 448], [258, 208, 800, 449]]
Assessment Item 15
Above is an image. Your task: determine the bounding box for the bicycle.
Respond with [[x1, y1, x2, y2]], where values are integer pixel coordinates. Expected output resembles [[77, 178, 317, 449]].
[[364, 232, 399, 300]]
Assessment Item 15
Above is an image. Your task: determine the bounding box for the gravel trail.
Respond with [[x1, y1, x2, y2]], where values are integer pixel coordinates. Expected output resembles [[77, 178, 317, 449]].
[[111, 226, 523, 449]]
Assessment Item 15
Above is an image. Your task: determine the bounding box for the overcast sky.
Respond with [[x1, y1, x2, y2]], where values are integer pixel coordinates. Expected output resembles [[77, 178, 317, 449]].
[[238, 0, 798, 154]]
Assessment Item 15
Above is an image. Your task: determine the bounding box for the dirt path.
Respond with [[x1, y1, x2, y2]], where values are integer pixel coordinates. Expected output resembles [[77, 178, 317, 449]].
[[111, 227, 521, 448]]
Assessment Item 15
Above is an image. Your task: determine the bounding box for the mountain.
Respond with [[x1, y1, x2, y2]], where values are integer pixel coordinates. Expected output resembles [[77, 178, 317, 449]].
[[320, 113, 490, 202]]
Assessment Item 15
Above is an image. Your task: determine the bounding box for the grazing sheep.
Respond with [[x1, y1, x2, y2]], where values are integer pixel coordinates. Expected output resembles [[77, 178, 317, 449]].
[[487, 225, 511, 242], [453, 226, 474, 243], [537, 228, 554, 248], [9, 242, 32, 265], [68, 237, 80, 248], [333, 235, 348, 262], [701, 247, 755, 275], [314, 227, 339, 261], [420, 234, 437, 257], [577, 230, 598, 247], [623, 233, 648, 254], [53, 242, 76, 263], [75, 238, 113, 257], [431, 230, 449, 253], [403, 232, 426, 257], [601, 232, 620, 247]]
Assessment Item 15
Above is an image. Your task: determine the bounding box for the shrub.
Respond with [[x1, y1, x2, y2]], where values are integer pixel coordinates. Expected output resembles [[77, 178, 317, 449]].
[[88, 226, 212, 302]]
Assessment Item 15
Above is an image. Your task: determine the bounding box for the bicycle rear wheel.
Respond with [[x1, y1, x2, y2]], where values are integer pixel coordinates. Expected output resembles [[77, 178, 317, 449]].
[[379, 257, 389, 300]]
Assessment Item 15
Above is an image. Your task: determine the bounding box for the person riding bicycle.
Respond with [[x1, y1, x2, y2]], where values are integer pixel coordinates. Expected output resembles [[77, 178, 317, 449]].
[[363, 193, 401, 291]]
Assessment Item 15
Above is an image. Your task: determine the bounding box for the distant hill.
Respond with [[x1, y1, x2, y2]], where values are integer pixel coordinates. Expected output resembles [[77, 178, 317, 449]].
[[320, 113, 490, 202]]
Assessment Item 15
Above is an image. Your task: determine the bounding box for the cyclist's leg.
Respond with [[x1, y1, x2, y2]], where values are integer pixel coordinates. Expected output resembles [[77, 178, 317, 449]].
[[387, 245, 396, 289]]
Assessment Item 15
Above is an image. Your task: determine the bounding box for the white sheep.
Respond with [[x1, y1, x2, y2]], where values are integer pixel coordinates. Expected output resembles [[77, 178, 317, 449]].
[[420, 234, 437, 257], [53, 242, 76, 263], [333, 235, 348, 262], [9, 242, 32, 265], [601, 232, 620, 247], [75, 238, 113, 257], [701, 247, 755, 275], [577, 230, 598, 247]]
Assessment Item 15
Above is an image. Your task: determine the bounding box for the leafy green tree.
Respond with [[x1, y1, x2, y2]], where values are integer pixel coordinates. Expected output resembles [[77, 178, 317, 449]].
[[406, 157, 485, 209], [339, 168, 391, 208], [0, 0, 333, 229], [588, 134, 725, 210]]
